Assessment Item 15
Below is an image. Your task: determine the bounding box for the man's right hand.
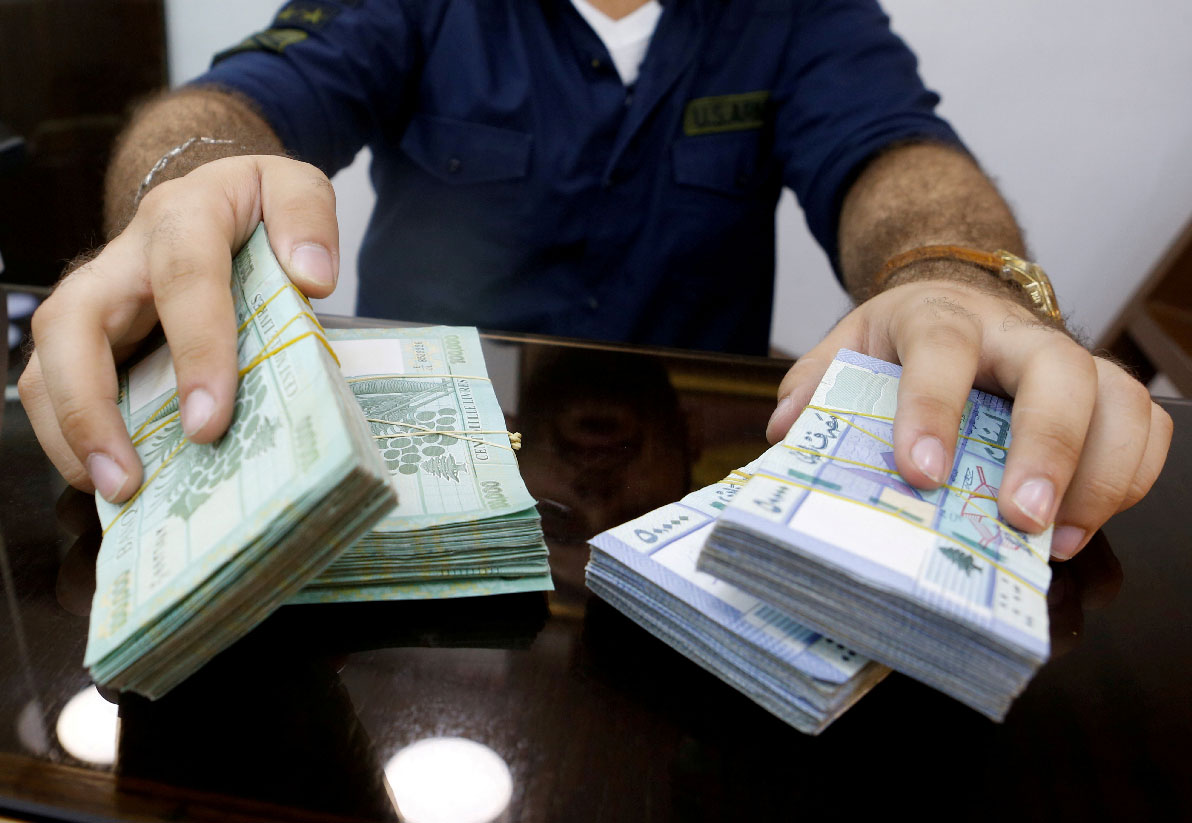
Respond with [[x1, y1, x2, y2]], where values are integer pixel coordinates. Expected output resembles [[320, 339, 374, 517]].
[[18, 155, 341, 504]]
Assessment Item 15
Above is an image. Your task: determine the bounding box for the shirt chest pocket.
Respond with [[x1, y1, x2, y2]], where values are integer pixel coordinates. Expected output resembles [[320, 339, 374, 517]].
[[400, 113, 533, 185], [671, 131, 772, 197]]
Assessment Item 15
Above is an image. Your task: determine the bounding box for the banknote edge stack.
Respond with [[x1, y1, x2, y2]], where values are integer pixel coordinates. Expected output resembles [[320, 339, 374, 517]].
[[698, 349, 1052, 721], [84, 225, 397, 699], [587, 458, 889, 735], [291, 326, 553, 603]]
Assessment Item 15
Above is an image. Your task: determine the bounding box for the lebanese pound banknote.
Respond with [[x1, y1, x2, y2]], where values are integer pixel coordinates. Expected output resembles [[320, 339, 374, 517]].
[[85, 224, 394, 695], [588, 451, 888, 734], [327, 326, 537, 531], [699, 349, 1051, 719], [293, 326, 552, 603]]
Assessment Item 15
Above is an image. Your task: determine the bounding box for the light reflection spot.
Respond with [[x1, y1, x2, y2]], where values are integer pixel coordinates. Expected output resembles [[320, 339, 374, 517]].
[[384, 736, 513, 823], [56, 685, 118, 765]]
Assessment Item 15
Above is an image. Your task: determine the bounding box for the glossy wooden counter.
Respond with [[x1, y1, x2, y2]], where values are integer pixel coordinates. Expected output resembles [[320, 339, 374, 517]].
[[1, 328, 1189, 822]]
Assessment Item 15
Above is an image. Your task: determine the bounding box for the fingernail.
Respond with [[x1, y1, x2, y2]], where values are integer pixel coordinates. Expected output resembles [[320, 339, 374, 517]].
[[911, 435, 947, 484], [1012, 477, 1055, 528], [767, 394, 796, 440], [87, 453, 128, 503], [1050, 525, 1087, 560], [289, 243, 336, 289], [181, 388, 215, 438]]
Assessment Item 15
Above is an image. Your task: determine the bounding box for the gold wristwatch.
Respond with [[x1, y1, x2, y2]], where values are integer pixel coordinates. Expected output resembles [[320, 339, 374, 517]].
[[874, 245, 1062, 322]]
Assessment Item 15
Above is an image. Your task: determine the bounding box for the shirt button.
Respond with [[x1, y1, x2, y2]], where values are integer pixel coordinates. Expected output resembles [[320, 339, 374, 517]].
[[587, 296, 599, 310], [590, 57, 602, 69], [447, 157, 462, 173]]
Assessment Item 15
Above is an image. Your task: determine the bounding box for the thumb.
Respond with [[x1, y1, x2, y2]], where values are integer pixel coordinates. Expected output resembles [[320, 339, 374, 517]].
[[766, 315, 867, 443], [256, 156, 341, 299]]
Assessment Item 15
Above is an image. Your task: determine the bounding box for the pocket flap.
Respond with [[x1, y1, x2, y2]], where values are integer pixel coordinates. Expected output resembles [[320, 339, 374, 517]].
[[401, 114, 532, 185], [672, 132, 763, 196]]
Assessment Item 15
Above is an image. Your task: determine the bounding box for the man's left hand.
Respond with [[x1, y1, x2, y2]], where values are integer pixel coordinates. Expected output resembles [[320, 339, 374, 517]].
[[765, 279, 1172, 561]]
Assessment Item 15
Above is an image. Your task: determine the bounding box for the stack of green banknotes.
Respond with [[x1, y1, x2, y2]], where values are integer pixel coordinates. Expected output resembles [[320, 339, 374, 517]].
[[294, 325, 553, 603], [86, 225, 397, 699], [85, 228, 553, 699]]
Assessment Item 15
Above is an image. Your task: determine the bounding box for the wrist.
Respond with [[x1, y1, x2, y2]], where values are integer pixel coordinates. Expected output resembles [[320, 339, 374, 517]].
[[880, 260, 1068, 327], [103, 89, 286, 234], [134, 137, 242, 207], [870, 246, 1065, 330]]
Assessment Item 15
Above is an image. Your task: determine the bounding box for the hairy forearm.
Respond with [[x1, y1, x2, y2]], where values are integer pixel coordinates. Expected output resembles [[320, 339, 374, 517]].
[[103, 87, 285, 235], [837, 142, 1027, 301]]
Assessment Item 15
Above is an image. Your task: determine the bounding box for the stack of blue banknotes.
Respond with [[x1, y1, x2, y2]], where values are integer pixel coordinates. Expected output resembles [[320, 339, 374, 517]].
[[699, 350, 1052, 720], [587, 453, 890, 735]]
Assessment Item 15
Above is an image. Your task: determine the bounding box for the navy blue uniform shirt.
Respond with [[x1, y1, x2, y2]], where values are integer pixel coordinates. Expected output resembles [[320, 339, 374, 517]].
[[197, 0, 961, 354]]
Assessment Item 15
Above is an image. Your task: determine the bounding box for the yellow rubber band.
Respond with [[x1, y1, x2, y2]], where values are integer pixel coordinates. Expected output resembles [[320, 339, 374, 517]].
[[781, 443, 998, 503], [129, 393, 179, 443], [804, 405, 894, 449], [759, 472, 1044, 594], [128, 284, 331, 443], [132, 411, 180, 448], [102, 439, 187, 537], [791, 408, 1043, 562], [107, 309, 339, 536], [236, 284, 289, 333], [802, 404, 1010, 453], [367, 418, 521, 452]]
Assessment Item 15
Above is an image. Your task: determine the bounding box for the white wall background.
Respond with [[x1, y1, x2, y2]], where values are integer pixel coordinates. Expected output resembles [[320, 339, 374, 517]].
[[166, 0, 370, 318], [167, 0, 1192, 354]]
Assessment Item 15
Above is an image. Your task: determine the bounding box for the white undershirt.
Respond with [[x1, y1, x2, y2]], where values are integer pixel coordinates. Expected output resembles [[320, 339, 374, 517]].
[[570, 0, 663, 87]]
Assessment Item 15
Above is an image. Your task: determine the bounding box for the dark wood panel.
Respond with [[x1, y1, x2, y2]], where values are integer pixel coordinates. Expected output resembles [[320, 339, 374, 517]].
[[0, 0, 167, 287], [0, 752, 379, 823]]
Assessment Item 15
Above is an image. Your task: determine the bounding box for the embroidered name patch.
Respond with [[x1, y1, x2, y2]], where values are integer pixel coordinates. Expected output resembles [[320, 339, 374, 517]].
[[272, 1, 342, 31], [683, 91, 771, 136], [213, 28, 309, 64]]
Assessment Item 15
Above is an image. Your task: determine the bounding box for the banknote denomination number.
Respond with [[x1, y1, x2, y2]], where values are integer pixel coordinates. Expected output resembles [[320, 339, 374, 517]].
[[480, 479, 509, 510], [106, 570, 132, 639], [444, 334, 467, 365]]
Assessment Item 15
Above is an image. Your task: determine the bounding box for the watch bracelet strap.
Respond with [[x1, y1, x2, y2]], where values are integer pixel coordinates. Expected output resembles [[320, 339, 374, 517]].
[[874, 244, 1062, 321]]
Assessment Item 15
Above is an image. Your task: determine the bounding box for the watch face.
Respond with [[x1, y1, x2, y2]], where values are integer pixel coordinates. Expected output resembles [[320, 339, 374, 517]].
[[996, 252, 1060, 320]]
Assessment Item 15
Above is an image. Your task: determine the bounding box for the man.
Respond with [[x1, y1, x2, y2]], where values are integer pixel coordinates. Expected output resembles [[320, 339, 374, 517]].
[[18, 0, 1171, 561]]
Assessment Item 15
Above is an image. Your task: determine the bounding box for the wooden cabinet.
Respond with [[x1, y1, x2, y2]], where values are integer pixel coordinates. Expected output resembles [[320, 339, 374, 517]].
[[1100, 218, 1192, 396]]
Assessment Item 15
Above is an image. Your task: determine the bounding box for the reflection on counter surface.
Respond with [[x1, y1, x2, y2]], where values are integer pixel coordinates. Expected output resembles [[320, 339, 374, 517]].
[[384, 736, 513, 823], [54, 686, 118, 766], [1, 331, 1190, 821], [516, 348, 696, 603]]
